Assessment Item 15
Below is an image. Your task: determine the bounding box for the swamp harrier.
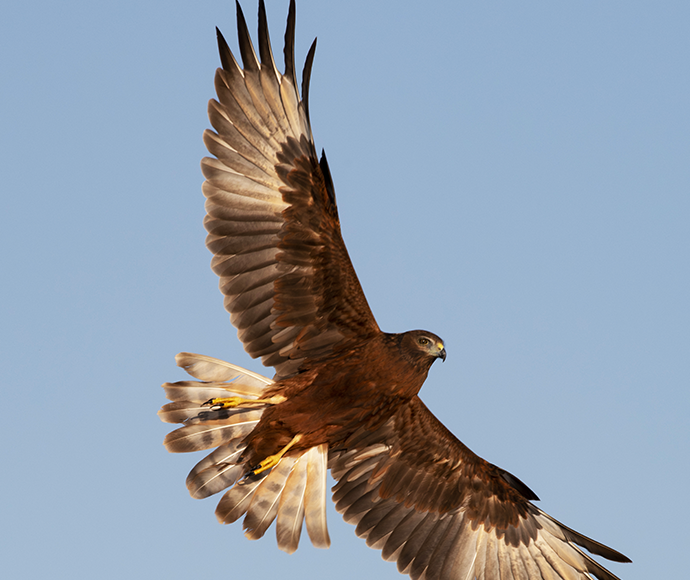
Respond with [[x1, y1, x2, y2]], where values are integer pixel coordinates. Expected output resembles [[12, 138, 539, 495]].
[[159, 2, 630, 578]]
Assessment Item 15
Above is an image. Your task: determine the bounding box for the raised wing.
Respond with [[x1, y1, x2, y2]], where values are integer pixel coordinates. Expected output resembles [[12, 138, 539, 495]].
[[203, 0, 379, 379], [330, 397, 630, 580]]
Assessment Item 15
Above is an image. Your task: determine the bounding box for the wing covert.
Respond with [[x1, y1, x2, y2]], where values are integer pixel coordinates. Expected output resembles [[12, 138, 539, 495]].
[[202, 0, 379, 379]]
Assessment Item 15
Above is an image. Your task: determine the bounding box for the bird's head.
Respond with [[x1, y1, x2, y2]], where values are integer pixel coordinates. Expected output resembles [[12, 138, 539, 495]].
[[400, 330, 446, 367]]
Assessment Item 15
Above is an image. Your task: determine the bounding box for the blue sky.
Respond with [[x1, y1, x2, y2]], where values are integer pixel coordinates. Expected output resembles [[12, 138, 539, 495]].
[[1, 1, 688, 578]]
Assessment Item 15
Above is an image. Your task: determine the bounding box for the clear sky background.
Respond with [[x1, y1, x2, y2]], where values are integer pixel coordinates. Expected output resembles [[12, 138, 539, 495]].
[[2, 1, 688, 579]]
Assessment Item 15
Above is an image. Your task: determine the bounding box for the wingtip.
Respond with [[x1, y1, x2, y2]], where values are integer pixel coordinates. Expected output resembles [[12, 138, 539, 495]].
[[216, 27, 233, 71], [301, 37, 318, 124], [235, 0, 259, 71], [318, 150, 337, 210], [283, 0, 297, 85], [257, 0, 273, 67]]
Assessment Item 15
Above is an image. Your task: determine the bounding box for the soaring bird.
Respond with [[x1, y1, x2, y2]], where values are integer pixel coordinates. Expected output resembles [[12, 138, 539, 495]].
[[159, 2, 630, 578]]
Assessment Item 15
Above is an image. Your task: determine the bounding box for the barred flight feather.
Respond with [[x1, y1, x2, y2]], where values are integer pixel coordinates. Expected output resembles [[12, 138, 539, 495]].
[[216, 477, 264, 524], [161, 353, 331, 551], [158, 401, 241, 424], [276, 453, 308, 554], [174, 352, 271, 386], [244, 455, 298, 540], [160, 382, 261, 405], [163, 414, 261, 453], [187, 441, 244, 479], [187, 459, 246, 500], [304, 444, 330, 548]]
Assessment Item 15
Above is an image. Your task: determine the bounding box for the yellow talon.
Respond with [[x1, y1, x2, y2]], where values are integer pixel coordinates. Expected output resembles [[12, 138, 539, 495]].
[[252, 434, 303, 476], [203, 394, 286, 410], [203, 396, 245, 410]]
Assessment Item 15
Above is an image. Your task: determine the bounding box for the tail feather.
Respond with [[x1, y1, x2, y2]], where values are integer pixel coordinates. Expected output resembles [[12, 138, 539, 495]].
[[216, 477, 264, 524], [161, 380, 264, 405], [244, 455, 299, 540], [305, 443, 331, 548], [174, 352, 273, 387], [162, 411, 262, 453], [159, 399, 259, 423], [160, 353, 331, 552], [186, 443, 247, 499], [229, 447, 330, 551], [187, 440, 245, 480], [158, 400, 207, 424], [276, 455, 309, 554]]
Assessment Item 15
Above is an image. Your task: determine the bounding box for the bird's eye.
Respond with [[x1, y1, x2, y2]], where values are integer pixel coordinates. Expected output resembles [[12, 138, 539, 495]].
[[418, 337, 430, 346]]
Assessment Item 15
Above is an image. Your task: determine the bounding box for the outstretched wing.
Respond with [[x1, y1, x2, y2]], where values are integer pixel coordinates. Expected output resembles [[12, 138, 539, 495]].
[[330, 397, 630, 580], [202, 0, 379, 379]]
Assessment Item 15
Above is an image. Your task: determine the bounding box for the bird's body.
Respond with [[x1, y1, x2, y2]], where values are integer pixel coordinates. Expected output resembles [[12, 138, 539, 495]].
[[159, 2, 630, 578], [244, 330, 444, 467]]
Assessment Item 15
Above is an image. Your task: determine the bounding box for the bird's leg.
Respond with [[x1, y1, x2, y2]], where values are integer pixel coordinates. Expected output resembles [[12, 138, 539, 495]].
[[251, 434, 303, 476], [202, 394, 285, 411]]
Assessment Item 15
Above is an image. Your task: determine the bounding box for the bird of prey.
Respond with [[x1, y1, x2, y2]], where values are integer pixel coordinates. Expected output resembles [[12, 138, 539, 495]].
[[159, 2, 631, 578]]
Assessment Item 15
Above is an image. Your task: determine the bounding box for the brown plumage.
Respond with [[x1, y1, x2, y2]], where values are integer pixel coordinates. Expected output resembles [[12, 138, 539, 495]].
[[159, 2, 631, 578]]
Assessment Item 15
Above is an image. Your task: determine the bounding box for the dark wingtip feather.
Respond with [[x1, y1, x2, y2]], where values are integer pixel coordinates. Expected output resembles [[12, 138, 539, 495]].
[[301, 38, 317, 125], [235, 0, 258, 72], [579, 536, 632, 564], [498, 467, 540, 501], [319, 150, 337, 210], [257, 0, 274, 68], [283, 0, 297, 86], [557, 518, 632, 563], [216, 27, 234, 72]]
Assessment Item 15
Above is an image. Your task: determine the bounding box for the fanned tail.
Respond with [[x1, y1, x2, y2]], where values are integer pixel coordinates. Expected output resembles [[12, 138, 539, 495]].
[[159, 352, 330, 553]]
